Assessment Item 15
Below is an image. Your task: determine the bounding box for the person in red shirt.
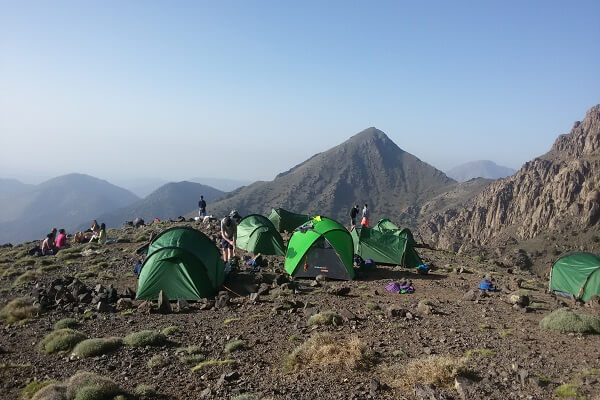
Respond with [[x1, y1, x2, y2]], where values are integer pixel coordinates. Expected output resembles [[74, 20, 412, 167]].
[[55, 229, 67, 249]]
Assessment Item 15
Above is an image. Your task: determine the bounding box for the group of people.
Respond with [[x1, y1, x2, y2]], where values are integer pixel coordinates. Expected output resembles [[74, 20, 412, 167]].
[[40, 228, 68, 256], [350, 203, 370, 230]]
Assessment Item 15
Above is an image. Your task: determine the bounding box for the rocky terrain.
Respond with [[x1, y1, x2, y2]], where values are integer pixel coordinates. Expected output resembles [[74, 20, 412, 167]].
[[420, 105, 600, 274], [1, 220, 599, 400]]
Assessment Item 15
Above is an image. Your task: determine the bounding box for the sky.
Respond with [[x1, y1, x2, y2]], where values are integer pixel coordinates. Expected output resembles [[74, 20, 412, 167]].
[[1, 0, 599, 185]]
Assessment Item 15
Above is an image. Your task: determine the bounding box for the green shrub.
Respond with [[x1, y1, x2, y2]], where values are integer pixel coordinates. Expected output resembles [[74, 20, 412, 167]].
[[190, 359, 235, 372], [0, 297, 40, 324], [554, 383, 584, 399], [134, 384, 157, 397], [223, 317, 240, 326], [72, 337, 122, 357], [539, 308, 600, 334], [39, 329, 86, 354], [147, 354, 168, 368], [123, 330, 166, 347], [65, 371, 122, 400], [22, 380, 58, 399], [307, 311, 343, 326], [53, 318, 79, 330], [224, 339, 246, 353], [13, 270, 41, 286], [161, 325, 179, 336]]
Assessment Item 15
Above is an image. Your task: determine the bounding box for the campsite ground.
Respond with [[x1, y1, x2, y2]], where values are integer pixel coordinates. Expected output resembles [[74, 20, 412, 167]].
[[0, 221, 599, 400]]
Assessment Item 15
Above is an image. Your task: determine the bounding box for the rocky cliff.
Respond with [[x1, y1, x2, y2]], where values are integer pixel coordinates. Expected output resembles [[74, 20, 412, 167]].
[[419, 105, 600, 253]]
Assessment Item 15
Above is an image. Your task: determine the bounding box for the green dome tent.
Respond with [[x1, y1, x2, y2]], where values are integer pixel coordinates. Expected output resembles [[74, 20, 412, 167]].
[[350, 226, 422, 267], [137, 227, 225, 300], [236, 214, 285, 256], [549, 252, 600, 302], [373, 218, 400, 233], [285, 216, 355, 280], [268, 208, 311, 233]]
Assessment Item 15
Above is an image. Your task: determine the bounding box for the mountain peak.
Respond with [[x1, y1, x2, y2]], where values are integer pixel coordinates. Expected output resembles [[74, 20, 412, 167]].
[[549, 104, 600, 158], [348, 127, 390, 143]]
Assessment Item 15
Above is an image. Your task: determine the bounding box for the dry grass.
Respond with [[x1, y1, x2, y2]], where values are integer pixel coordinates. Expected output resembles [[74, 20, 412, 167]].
[[307, 311, 343, 326], [389, 355, 468, 389], [285, 333, 374, 372], [0, 297, 40, 324]]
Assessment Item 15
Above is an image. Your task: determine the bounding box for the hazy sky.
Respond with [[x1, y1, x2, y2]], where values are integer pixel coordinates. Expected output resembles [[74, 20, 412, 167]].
[[1, 1, 599, 184]]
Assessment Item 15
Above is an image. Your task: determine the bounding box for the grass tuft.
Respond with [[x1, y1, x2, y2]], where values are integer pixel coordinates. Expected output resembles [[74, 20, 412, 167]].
[[39, 329, 86, 354], [134, 384, 158, 397], [53, 318, 79, 330], [161, 325, 179, 336], [123, 330, 166, 347], [223, 317, 241, 326], [285, 333, 374, 371], [22, 380, 59, 400], [190, 359, 235, 372], [147, 354, 168, 368], [65, 371, 122, 400], [72, 337, 122, 357], [539, 308, 600, 334], [0, 297, 40, 324], [390, 355, 469, 389], [224, 339, 246, 353], [554, 383, 584, 399]]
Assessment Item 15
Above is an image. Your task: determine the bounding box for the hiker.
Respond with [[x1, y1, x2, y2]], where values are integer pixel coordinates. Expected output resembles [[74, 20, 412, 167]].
[[229, 209, 242, 224], [41, 233, 56, 256], [221, 216, 237, 263], [350, 204, 359, 230], [88, 220, 100, 233], [55, 229, 67, 249], [198, 195, 207, 217], [361, 204, 370, 227], [90, 223, 107, 244]]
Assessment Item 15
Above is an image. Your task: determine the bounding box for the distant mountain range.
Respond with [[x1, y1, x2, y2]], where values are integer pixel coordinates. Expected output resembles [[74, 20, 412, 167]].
[[95, 181, 224, 229], [0, 174, 139, 244], [446, 160, 516, 182], [202, 127, 481, 227]]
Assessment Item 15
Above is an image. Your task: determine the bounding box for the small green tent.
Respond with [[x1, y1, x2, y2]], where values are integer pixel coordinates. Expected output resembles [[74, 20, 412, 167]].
[[373, 218, 400, 233], [236, 214, 285, 256], [351, 227, 422, 267], [285, 216, 355, 280], [549, 252, 600, 302], [137, 227, 225, 300], [268, 208, 311, 233]]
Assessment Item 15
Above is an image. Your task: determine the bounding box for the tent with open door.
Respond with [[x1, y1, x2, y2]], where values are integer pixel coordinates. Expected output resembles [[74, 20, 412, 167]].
[[136, 227, 225, 300], [350, 226, 422, 267], [268, 208, 311, 233], [549, 252, 600, 302], [285, 216, 355, 280], [236, 214, 285, 256]]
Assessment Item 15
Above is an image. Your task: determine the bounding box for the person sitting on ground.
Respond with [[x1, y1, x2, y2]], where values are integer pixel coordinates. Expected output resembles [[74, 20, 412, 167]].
[[89, 223, 107, 244], [73, 231, 86, 244], [41, 233, 56, 256], [55, 229, 67, 249], [220, 216, 237, 263], [88, 220, 100, 233]]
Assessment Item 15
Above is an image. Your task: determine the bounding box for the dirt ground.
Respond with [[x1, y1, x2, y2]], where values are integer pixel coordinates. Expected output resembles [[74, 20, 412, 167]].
[[0, 221, 599, 400]]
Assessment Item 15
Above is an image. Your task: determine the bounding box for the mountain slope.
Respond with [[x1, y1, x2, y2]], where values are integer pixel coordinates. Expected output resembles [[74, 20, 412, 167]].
[[0, 178, 33, 199], [97, 181, 224, 228], [205, 127, 455, 225], [446, 160, 516, 182], [420, 105, 600, 254], [0, 174, 139, 244], [188, 177, 250, 192]]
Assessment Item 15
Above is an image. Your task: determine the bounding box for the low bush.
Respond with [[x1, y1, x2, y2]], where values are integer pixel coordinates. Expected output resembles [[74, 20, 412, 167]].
[[22, 380, 59, 400], [307, 311, 343, 326], [39, 329, 86, 354], [190, 359, 235, 372], [390, 355, 469, 389], [0, 297, 40, 324], [147, 354, 168, 368], [13, 270, 41, 286], [285, 333, 374, 371], [123, 330, 166, 347], [72, 337, 122, 357], [539, 308, 600, 334], [224, 339, 246, 353], [53, 318, 79, 330]]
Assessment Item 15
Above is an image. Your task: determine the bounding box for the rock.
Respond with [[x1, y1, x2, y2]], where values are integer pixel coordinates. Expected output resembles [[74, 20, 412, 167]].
[[339, 309, 357, 321], [507, 294, 530, 307], [176, 299, 190, 312], [423, 346, 433, 355], [385, 305, 408, 319], [274, 274, 290, 286], [310, 280, 321, 287], [116, 298, 134, 311], [369, 379, 380, 396], [585, 295, 600, 309], [78, 292, 93, 304], [122, 287, 136, 298], [417, 301, 434, 315], [157, 290, 172, 314], [327, 286, 351, 296], [96, 300, 111, 312], [199, 387, 212, 398], [414, 383, 450, 399], [94, 284, 105, 294], [463, 289, 477, 301], [257, 283, 271, 296], [198, 299, 215, 310], [137, 300, 152, 314], [315, 274, 328, 283], [454, 376, 474, 400], [249, 293, 260, 302], [517, 369, 529, 386], [215, 294, 229, 309]]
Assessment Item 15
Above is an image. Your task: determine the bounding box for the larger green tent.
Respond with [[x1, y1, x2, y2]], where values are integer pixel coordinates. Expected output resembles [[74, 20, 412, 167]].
[[236, 214, 285, 256], [137, 227, 225, 300], [549, 252, 600, 302], [285, 216, 355, 280], [350, 227, 422, 267], [268, 208, 311, 233]]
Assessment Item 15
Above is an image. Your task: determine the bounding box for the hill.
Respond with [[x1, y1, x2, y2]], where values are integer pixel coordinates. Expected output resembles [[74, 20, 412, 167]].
[[0, 174, 138, 244], [188, 177, 250, 192], [203, 127, 455, 226], [0, 178, 33, 199], [97, 181, 224, 228], [420, 105, 600, 271], [446, 160, 516, 182]]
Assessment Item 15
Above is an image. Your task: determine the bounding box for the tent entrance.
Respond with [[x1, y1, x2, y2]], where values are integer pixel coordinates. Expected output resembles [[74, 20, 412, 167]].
[[293, 237, 351, 280]]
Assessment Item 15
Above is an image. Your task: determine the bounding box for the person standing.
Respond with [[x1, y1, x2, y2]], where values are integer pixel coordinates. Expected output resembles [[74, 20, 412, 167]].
[[220, 216, 237, 263], [198, 195, 207, 218], [350, 204, 359, 230], [361, 203, 370, 227]]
